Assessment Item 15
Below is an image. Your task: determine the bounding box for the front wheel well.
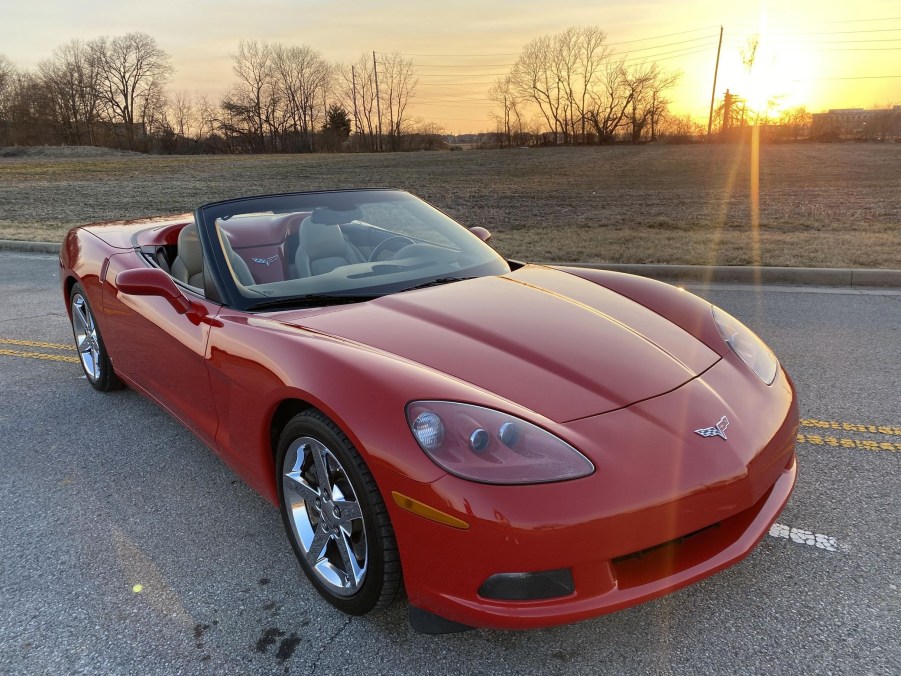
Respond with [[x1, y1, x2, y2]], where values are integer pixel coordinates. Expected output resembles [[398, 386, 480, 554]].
[[269, 398, 316, 462], [64, 275, 78, 312]]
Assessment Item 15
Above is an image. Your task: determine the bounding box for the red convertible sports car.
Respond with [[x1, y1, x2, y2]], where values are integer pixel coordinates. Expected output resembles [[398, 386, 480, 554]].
[[60, 189, 798, 633]]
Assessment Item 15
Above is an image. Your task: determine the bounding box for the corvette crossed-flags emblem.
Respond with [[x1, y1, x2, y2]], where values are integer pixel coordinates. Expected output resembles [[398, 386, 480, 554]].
[[252, 255, 279, 267], [695, 416, 730, 440]]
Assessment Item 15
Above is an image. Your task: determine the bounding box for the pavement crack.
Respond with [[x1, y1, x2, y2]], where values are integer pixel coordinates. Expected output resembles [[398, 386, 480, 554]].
[[0, 313, 65, 323], [308, 616, 351, 672]]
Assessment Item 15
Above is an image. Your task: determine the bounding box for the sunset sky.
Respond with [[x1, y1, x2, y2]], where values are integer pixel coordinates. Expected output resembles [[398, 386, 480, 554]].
[[2, 0, 899, 133]]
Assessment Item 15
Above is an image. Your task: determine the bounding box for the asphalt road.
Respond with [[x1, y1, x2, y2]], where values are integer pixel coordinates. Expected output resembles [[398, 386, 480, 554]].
[[0, 251, 898, 675]]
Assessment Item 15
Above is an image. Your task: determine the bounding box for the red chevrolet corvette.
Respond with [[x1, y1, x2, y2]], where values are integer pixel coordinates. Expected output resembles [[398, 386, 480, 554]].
[[60, 189, 797, 633]]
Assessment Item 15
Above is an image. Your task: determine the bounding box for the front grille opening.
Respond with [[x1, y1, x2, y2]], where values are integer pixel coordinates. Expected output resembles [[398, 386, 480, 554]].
[[612, 522, 721, 565]]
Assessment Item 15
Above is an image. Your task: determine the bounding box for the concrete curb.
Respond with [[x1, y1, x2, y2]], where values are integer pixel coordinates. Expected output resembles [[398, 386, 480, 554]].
[[0, 239, 62, 254], [2, 239, 899, 288]]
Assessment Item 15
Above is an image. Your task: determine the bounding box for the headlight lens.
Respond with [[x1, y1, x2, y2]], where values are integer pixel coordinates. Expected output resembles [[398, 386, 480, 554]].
[[406, 401, 594, 484], [712, 306, 778, 385]]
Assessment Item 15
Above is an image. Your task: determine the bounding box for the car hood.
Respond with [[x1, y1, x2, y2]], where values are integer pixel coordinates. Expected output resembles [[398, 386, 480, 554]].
[[286, 265, 719, 422]]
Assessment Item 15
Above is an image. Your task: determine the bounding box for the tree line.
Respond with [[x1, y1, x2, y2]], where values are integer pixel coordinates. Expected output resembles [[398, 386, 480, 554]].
[[0, 33, 433, 153], [488, 26, 679, 146], [0, 34, 171, 150], [0, 29, 822, 154]]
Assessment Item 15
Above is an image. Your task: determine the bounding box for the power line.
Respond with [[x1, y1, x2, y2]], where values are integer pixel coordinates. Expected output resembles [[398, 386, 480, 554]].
[[807, 74, 901, 80], [418, 73, 509, 77], [403, 63, 515, 68], [723, 40, 901, 52], [605, 26, 719, 47], [778, 15, 901, 25], [389, 25, 719, 59], [612, 34, 715, 54], [389, 51, 518, 58], [733, 27, 901, 37], [413, 81, 500, 85], [620, 43, 717, 65]]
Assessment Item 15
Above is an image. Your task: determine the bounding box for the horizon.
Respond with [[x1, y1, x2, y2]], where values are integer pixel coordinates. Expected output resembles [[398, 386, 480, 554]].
[[2, 1, 900, 135]]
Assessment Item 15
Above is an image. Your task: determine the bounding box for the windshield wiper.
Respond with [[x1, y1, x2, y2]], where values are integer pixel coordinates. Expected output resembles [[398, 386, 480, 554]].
[[246, 294, 380, 311], [398, 277, 475, 293]]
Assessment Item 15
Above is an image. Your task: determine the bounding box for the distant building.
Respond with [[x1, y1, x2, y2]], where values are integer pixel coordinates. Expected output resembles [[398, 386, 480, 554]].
[[811, 106, 901, 140]]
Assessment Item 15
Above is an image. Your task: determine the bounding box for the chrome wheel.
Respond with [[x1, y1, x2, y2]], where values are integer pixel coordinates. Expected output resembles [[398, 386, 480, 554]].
[[71, 292, 101, 381], [68, 283, 122, 392], [282, 436, 368, 596]]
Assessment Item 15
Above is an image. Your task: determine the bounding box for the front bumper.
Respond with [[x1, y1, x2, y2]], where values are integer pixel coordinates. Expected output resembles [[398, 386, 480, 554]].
[[386, 360, 799, 630]]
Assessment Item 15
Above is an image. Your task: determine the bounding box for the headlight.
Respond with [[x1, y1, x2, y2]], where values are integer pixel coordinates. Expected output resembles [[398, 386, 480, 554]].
[[406, 401, 594, 484], [712, 306, 779, 385]]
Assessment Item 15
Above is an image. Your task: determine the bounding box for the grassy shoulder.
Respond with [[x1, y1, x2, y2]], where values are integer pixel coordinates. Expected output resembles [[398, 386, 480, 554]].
[[1, 143, 899, 268]]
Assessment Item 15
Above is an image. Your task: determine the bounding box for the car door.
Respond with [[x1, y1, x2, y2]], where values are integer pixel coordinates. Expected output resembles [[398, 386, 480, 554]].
[[101, 250, 220, 449]]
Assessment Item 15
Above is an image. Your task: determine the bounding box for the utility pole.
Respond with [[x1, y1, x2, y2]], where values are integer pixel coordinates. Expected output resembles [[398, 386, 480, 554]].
[[503, 94, 509, 146], [707, 26, 723, 137], [351, 65, 361, 140], [372, 51, 383, 151]]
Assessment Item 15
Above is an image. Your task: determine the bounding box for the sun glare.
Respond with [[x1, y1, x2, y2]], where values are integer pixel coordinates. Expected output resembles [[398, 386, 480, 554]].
[[719, 31, 819, 120]]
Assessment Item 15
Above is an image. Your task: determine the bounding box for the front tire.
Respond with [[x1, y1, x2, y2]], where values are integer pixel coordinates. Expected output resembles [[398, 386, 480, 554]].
[[276, 410, 401, 615], [69, 283, 123, 392]]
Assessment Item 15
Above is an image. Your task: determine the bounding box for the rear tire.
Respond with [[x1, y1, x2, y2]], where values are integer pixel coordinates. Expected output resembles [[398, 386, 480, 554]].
[[276, 410, 401, 615], [69, 283, 123, 392]]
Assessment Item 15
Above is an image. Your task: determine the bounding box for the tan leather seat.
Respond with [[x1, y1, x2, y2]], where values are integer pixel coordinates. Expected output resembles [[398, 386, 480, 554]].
[[170, 223, 204, 288], [295, 208, 365, 277]]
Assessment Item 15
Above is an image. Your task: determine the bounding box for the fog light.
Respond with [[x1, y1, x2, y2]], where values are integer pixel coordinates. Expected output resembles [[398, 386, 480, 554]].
[[478, 569, 575, 601]]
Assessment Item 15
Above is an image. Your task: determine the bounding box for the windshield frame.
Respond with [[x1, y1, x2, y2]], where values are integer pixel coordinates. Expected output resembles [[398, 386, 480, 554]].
[[193, 188, 510, 313]]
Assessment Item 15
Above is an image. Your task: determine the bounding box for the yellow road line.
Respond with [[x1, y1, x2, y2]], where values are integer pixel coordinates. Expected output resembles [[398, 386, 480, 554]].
[[0, 348, 79, 364], [797, 433, 900, 453], [800, 418, 901, 438], [0, 338, 74, 351]]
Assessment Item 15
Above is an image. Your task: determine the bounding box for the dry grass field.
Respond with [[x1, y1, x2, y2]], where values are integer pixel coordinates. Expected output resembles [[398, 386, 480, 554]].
[[1, 143, 899, 268]]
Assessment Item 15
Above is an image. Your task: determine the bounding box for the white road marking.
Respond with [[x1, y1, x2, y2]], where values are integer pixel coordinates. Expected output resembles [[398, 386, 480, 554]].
[[769, 523, 838, 552]]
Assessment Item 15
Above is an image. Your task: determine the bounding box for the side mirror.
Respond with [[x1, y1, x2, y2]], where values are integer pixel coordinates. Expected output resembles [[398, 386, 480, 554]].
[[469, 226, 492, 244], [116, 268, 192, 314]]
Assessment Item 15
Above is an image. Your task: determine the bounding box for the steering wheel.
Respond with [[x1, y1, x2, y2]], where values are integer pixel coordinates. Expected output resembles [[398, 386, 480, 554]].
[[368, 235, 415, 262]]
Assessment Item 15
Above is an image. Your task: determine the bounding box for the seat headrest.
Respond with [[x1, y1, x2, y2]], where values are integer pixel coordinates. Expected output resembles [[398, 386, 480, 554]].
[[299, 219, 348, 259], [310, 206, 363, 225], [177, 223, 203, 273]]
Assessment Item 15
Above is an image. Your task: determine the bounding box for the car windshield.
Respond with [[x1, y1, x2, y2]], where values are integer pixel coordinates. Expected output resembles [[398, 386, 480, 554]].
[[197, 189, 510, 309]]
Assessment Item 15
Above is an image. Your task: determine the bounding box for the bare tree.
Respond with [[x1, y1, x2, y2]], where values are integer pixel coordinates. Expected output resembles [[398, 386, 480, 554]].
[[510, 34, 565, 143], [378, 52, 417, 151], [563, 26, 610, 143], [658, 113, 705, 142], [500, 26, 679, 144], [194, 92, 217, 142], [270, 44, 331, 151], [584, 59, 631, 142], [90, 32, 172, 149], [773, 106, 811, 141], [38, 40, 102, 145], [167, 89, 196, 138], [0, 54, 16, 144], [0, 66, 58, 145], [488, 75, 523, 146], [624, 63, 679, 142], [336, 55, 379, 151], [507, 27, 613, 144], [221, 40, 276, 152]]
